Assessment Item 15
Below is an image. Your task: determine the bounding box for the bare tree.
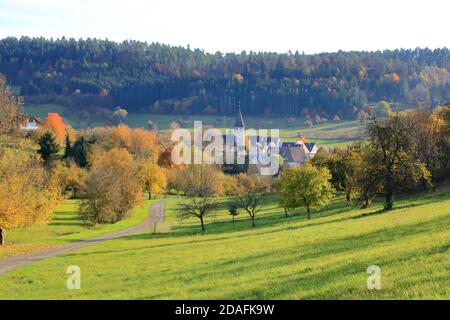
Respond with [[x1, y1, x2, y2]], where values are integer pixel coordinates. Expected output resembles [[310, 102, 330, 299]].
[[176, 164, 221, 232], [233, 174, 270, 227], [177, 197, 219, 233]]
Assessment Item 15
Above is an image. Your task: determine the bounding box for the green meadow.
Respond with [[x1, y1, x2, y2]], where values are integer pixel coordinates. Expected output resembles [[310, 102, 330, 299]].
[[0, 186, 449, 299], [0, 200, 155, 259], [24, 103, 360, 147]]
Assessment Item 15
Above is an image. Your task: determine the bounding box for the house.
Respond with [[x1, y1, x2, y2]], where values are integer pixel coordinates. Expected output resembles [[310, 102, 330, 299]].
[[282, 144, 307, 167], [280, 135, 318, 167], [17, 114, 42, 131], [222, 106, 319, 172]]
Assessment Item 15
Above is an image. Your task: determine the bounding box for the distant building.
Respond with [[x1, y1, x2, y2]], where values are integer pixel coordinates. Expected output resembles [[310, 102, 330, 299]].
[[223, 106, 318, 173], [280, 135, 318, 167], [17, 114, 42, 131]]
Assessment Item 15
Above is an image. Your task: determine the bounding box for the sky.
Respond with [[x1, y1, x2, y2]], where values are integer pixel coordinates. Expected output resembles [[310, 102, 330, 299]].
[[0, 0, 448, 54]]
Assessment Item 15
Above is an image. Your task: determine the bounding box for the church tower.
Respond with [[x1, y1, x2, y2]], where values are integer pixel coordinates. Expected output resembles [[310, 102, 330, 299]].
[[234, 102, 245, 147]]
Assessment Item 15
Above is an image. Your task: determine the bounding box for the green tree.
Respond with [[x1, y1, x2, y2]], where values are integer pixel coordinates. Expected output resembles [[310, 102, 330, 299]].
[[278, 165, 333, 219], [72, 136, 89, 168], [228, 203, 239, 222], [37, 132, 60, 162], [365, 115, 431, 210], [63, 134, 73, 159], [312, 145, 362, 206]]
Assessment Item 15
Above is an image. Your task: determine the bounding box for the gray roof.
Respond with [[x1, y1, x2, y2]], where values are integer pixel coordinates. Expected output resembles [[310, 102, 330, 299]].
[[234, 107, 245, 128], [282, 145, 306, 163], [281, 142, 298, 148]]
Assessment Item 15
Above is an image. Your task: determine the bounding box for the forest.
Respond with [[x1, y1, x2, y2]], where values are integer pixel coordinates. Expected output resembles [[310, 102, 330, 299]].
[[0, 37, 449, 119]]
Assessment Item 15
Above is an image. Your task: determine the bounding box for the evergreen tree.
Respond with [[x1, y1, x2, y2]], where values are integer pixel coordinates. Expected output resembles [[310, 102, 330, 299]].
[[72, 137, 89, 168], [37, 132, 60, 161], [63, 134, 73, 159]]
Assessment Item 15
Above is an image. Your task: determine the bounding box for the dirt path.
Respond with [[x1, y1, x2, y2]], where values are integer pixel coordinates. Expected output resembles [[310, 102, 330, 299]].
[[0, 201, 165, 276]]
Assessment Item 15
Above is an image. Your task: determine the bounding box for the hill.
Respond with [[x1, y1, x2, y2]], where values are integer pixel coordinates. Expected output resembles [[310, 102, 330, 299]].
[[1, 37, 449, 119], [0, 186, 448, 299]]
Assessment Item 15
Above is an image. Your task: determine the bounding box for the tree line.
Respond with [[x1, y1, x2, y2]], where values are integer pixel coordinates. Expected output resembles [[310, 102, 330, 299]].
[[0, 37, 449, 120]]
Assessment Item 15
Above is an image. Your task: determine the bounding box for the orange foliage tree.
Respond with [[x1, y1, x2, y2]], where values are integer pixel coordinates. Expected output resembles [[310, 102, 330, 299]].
[[111, 125, 159, 160], [43, 112, 66, 143]]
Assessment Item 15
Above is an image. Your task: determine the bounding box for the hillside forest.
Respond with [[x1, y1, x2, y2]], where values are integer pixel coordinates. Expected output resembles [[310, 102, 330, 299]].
[[0, 37, 449, 120]]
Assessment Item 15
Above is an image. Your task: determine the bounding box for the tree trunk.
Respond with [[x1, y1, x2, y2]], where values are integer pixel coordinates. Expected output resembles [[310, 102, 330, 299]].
[[200, 216, 205, 233], [284, 207, 288, 218], [1, 227, 5, 246], [361, 194, 371, 208], [384, 175, 394, 210], [306, 206, 311, 220], [232, 215, 235, 223], [346, 192, 351, 206], [148, 192, 152, 200], [251, 215, 255, 227], [385, 192, 393, 210]]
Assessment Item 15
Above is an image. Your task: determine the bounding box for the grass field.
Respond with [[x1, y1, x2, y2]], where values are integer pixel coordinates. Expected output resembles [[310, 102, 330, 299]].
[[0, 199, 155, 259], [0, 186, 448, 299], [24, 103, 361, 147]]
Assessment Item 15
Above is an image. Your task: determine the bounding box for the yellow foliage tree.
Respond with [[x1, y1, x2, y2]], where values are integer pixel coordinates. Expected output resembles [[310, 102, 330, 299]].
[[52, 161, 87, 198], [136, 160, 167, 199], [0, 145, 62, 232], [80, 148, 142, 224]]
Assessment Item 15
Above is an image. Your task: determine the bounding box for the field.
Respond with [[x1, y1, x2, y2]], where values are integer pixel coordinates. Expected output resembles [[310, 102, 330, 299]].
[[24, 103, 361, 147], [0, 186, 449, 299], [0, 200, 155, 259]]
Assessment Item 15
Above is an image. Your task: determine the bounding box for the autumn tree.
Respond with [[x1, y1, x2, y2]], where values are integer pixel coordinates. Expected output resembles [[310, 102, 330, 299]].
[[232, 174, 270, 227], [0, 74, 23, 134], [52, 161, 87, 198], [110, 125, 159, 160], [0, 139, 61, 242], [80, 148, 142, 224], [136, 160, 167, 199], [401, 108, 450, 183], [43, 112, 66, 143], [278, 165, 333, 220], [130, 128, 159, 161], [111, 124, 132, 149]]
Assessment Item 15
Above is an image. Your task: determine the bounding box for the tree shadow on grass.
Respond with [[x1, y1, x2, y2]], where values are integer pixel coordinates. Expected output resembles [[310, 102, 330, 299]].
[[64, 203, 449, 264], [132, 216, 449, 299]]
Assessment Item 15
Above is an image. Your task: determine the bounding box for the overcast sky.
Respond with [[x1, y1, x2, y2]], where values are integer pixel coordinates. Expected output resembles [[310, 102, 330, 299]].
[[0, 0, 448, 54]]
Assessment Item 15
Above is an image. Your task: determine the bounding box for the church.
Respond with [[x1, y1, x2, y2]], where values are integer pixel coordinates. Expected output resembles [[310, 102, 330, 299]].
[[223, 106, 319, 171]]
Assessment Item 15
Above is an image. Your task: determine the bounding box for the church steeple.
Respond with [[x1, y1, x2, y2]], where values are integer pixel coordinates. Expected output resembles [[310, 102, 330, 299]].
[[234, 102, 245, 128]]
